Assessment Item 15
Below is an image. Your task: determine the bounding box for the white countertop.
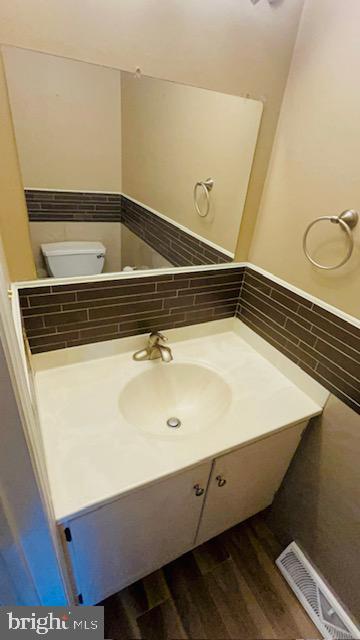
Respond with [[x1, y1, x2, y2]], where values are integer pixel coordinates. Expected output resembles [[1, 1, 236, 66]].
[[33, 318, 326, 523]]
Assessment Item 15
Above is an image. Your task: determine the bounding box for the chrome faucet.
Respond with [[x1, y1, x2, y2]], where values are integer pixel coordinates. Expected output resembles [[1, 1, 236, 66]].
[[133, 331, 173, 363]]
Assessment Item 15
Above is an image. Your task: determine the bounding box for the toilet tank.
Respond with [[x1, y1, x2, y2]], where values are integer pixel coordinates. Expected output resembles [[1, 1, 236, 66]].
[[41, 241, 106, 278]]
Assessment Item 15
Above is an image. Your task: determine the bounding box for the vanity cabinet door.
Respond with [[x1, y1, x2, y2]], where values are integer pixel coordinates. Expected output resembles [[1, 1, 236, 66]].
[[196, 422, 306, 545], [65, 462, 211, 605]]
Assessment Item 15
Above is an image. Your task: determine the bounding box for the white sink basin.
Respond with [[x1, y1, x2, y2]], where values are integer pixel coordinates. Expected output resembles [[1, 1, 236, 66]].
[[34, 319, 325, 520], [118, 362, 232, 436]]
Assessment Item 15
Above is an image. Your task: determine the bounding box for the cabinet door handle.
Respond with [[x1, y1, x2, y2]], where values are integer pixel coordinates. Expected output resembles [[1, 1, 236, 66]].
[[193, 484, 205, 496], [216, 475, 227, 487]]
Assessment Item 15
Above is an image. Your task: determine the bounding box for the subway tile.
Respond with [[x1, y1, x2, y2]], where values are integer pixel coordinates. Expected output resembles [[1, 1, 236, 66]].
[[18, 296, 29, 308], [119, 312, 185, 334], [284, 318, 317, 347], [239, 312, 299, 365], [23, 315, 45, 330], [195, 298, 240, 313], [171, 301, 236, 319], [53, 274, 173, 293], [31, 214, 76, 221], [19, 286, 51, 296], [270, 287, 300, 313], [287, 342, 319, 370], [54, 318, 120, 333], [156, 279, 190, 292], [66, 334, 123, 349], [243, 284, 312, 330], [121, 194, 232, 266], [316, 363, 360, 405], [185, 308, 215, 323], [62, 291, 169, 311], [300, 364, 360, 415], [184, 282, 240, 297], [310, 325, 360, 361], [29, 331, 80, 348], [26, 326, 59, 338], [76, 282, 156, 301], [194, 286, 241, 304], [27, 292, 76, 307], [89, 298, 163, 320], [32, 342, 67, 354], [246, 269, 313, 309], [41, 203, 79, 211], [25, 189, 121, 223], [19, 264, 360, 414], [76, 204, 96, 211], [306, 345, 353, 381], [297, 306, 360, 349], [44, 310, 88, 327], [238, 275, 359, 413], [170, 239, 200, 264], [239, 302, 298, 348], [188, 272, 244, 288], [244, 272, 272, 296], [312, 302, 360, 338], [163, 295, 195, 310], [79, 324, 119, 339], [314, 338, 360, 381], [26, 191, 54, 200], [93, 204, 122, 211], [213, 308, 237, 320], [22, 304, 62, 317], [241, 288, 287, 327]]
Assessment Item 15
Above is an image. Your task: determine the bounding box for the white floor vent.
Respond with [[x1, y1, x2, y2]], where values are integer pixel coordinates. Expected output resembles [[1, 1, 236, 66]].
[[276, 542, 360, 639]]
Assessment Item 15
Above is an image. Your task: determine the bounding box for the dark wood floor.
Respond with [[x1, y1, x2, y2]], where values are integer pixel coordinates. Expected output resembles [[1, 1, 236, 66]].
[[100, 513, 320, 639]]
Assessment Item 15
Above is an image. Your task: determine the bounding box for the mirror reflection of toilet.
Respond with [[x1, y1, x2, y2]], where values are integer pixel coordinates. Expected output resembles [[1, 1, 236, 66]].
[[41, 241, 106, 278]]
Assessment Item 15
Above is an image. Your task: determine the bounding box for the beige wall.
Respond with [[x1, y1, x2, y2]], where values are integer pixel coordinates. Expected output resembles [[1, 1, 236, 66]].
[[0, 0, 305, 258], [121, 225, 172, 271], [122, 73, 262, 253], [0, 51, 35, 281], [269, 395, 360, 621], [3, 47, 122, 191], [248, 0, 360, 318]]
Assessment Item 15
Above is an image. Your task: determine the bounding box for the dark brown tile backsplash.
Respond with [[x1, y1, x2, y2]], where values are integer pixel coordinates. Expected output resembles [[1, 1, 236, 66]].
[[25, 189, 232, 267], [19, 267, 244, 353], [236, 268, 360, 414], [121, 195, 232, 267], [25, 190, 122, 222], [18, 265, 360, 414]]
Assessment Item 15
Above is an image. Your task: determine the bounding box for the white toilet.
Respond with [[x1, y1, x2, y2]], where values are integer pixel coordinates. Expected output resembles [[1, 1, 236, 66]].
[[41, 241, 106, 278]]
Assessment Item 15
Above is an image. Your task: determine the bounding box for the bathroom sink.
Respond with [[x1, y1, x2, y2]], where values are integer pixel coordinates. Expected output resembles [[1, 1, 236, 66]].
[[35, 321, 324, 520], [118, 362, 232, 436]]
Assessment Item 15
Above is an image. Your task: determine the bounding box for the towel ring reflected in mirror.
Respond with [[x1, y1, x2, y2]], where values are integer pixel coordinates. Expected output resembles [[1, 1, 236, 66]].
[[193, 178, 214, 217], [303, 209, 359, 270]]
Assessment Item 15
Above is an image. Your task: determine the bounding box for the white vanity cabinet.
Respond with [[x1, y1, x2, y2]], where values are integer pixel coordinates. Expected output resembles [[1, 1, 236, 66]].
[[63, 421, 306, 605], [64, 461, 211, 605], [196, 421, 306, 545]]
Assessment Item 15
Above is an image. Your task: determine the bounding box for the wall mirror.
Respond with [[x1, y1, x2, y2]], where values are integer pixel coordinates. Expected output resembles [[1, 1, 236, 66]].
[[3, 46, 262, 280]]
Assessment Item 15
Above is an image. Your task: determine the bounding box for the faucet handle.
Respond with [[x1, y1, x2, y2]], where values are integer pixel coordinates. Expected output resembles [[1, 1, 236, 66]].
[[149, 331, 168, 346]]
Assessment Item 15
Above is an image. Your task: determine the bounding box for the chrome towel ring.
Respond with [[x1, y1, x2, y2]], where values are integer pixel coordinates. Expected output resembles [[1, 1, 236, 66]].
[[303, 209, 359, 270], [193, 178, 214, 217]]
